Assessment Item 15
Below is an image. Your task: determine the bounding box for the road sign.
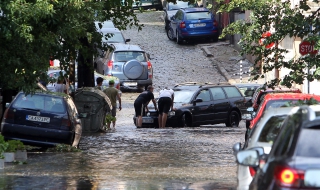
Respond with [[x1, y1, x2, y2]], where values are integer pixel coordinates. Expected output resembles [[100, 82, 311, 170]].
[[299, 41, 318, 55], [259, 32, 275, 49]]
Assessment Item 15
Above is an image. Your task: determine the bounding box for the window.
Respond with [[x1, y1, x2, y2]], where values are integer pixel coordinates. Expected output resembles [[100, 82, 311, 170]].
[[175, 11, 184, 20], [196, 89, 211, 102], [186, 12, 211, 20], [296, 128, 320, 157], [223, 87, 242, 98], [258, 115, 287, 143], [209, 87, 226, 100], [114, 51, 146, 62]]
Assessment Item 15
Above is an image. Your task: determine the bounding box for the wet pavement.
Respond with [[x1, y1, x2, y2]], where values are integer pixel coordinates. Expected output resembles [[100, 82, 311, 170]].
[[0, 11, 248, 190]]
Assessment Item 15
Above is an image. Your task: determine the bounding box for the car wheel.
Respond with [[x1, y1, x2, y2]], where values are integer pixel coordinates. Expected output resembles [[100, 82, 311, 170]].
[[179, 113, 191, 127], [212, 35, 219, 42], [246, 120, 250, 128], [166, 28, 175, 41], [176, 31, 182, 44], [225, 111, 240, 127]]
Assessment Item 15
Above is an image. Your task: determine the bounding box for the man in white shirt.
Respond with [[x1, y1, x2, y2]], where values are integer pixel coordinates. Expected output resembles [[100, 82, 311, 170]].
[[158, 88, 174, 128]]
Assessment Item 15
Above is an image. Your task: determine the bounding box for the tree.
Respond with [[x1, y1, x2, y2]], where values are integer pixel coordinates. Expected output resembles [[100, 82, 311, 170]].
[[217, 0, 320, 88], [0, 0, 143, 93]]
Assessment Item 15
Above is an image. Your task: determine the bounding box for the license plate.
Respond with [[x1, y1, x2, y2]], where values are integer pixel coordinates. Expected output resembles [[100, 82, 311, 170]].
[[26, 115, 50, 123], [142, 118, 154, 123], [123, 82, 137, 86], [194, 23, 206, 27]]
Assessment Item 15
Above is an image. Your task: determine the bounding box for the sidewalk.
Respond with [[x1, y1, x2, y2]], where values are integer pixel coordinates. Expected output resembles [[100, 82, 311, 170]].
[[201, 41, 265, 85]]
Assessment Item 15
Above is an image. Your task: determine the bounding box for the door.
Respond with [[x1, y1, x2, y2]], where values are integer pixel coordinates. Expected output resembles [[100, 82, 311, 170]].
[[170, 10, 182, 38], [191, 89, 214, 125], [209, 87, 229, 123]]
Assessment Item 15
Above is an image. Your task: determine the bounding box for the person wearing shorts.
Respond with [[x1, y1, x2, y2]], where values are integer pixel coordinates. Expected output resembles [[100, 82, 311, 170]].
[[103, 80, 121, 129], [158, 88, 174, 128], [134, 85, 158, 128]]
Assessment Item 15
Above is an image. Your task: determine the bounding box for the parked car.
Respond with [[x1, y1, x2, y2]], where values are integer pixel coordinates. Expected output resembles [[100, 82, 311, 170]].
[[236, 105, 320, 189], [132, 0, 162, 10], [162, 0, 199, 29], [95, 43, 153, 91], [166, 7, 219, 44], [133, 82, 248, 128], [232, 107, 292, 190], [245, 93, 320, 142], [95, 20, 115, 29], [98, 28, 130, 44], [46, 70, 121, 92], [234, 83, 263, 98], [1, 91, 84, 147], [243, 86, 302, 128]]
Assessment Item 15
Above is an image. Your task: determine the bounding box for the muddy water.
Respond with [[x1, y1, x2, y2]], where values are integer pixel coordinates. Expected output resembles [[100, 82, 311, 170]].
[[1, 112, 245, 189]]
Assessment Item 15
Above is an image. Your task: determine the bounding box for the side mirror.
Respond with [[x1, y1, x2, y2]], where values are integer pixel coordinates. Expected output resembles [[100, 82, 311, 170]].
[[125, 39, 130, 43], [305, 169, 320, 187], [236, 150, 260, 167], [232, 142, 241, 156], [193, 98, 203, 106]]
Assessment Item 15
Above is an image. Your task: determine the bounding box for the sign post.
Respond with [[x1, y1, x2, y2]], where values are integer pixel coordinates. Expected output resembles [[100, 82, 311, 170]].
[[299, 41, 318, 93]]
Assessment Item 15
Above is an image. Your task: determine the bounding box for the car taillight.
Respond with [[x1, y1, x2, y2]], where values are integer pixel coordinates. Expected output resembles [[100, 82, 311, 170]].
[[107, 60, 113, 69], [180, 21, 186, 28], [61, 115, 71, 129], [147, 61, 153, 79], [3, 108, 14, 120], [274, 166, 304, 188], [213, 20, 218, 27]]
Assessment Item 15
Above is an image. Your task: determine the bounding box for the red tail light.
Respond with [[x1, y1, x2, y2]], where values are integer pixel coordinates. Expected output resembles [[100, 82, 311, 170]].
[[249, 167, 256, 176], [3, 108, 14, 120], [180, 21, 186, 28], [107, 60, 113, 69], [147, 61, 153, 79], [274, 166, 304, 187], [61, 115, 71, 129], [213, 20, 218, 27]]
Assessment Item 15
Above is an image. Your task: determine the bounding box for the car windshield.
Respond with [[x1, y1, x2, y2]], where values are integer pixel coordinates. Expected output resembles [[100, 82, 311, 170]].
[[13, 93, 66, 113], [168, 1, 195, 10], [102, 33, 125, 43], [174, 90, 194, 103], [114, 51, 146, 62], [186, 12, 211, 20], [258, 115, 287, 143]]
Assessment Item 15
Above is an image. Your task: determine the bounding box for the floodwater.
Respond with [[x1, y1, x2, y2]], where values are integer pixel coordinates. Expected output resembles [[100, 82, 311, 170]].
[[0, 121, 245, 189]]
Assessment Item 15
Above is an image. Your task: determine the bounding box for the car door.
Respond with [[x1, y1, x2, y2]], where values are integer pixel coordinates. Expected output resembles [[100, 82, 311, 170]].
[[223, 86, 246, 114], [209, 87, 229, 123], [191, 88, 213, 125], [170, 10, 182, 37]]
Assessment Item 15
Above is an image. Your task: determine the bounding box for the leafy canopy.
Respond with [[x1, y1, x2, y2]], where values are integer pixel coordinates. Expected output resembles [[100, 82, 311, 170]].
[[0, 0, 142, 93], [217, 0, 320, 88]]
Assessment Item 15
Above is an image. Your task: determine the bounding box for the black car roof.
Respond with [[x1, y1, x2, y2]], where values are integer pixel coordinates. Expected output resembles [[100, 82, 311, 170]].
[[173, 82, 233, 90]]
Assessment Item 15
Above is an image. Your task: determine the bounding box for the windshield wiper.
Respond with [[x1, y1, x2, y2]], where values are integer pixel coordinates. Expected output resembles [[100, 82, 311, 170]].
[[21, 108, 41, 111]]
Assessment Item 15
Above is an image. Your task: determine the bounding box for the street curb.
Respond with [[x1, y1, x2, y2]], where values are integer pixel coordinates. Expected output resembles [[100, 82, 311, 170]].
[[201, 45, 236, 84]]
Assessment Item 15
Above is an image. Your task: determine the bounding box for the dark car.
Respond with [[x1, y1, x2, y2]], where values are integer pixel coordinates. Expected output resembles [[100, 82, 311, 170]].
[[162, 0, 199, 29], [95, 43, 153, 91], [166, 7, 219, 44], [236, 105, 320, 190], [1, 91, 83, 147], [132, 0, 162, 10], [134, 82, 248, 128], [234, 83, 263, 98]]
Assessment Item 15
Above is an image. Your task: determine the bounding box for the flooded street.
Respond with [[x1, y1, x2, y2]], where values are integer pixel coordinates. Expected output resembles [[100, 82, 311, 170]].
[[0, 11, 246, 190], [1, 92, 246, 190]]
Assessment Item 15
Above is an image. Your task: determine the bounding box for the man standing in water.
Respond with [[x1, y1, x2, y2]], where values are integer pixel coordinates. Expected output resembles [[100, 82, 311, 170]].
[[134, 85, 158, 128], [103, 80, 122, 129], [158, 88, 174, 128]]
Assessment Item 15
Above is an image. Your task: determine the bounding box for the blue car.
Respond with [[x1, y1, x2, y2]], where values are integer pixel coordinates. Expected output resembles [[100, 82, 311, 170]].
[[166, 7, 219, 44]]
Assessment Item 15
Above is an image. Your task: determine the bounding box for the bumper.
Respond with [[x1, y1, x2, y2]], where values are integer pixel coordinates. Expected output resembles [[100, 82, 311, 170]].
[[1, 123, 74, 147], [120, 79, 152, 90], [180, 30, 218, 40]]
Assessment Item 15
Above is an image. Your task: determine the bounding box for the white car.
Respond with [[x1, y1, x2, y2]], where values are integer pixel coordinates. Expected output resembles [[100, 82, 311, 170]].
[[232, 107, 293, 190]]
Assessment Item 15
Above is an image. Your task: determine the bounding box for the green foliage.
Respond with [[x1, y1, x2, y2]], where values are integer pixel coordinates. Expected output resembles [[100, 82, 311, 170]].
[[284, 98, 320, 107], [0, 135, 9, 159], [218, 0, 320, 88], [47, 144, 81, 152], [105, 114, 116, 124], [6, 140, 25, 152], [0, 0, 143, 93]]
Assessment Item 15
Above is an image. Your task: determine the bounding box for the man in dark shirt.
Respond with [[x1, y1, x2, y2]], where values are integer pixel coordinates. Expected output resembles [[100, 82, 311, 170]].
[[134, 85, 158, 128]]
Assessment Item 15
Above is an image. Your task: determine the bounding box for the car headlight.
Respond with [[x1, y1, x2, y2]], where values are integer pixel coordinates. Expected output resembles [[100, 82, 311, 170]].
[[168, 111, 175, 116], [242, 114, 252, 120]]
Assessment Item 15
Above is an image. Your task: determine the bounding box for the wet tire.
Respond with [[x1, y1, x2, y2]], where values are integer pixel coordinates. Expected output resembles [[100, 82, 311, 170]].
[[246, 120, 251, 128], [166, 28, 175, 41], [212, 35, 219, 42], [179, 113, 191, 127], [225, 111, 240, 127], [176, 31, 182, 44]]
